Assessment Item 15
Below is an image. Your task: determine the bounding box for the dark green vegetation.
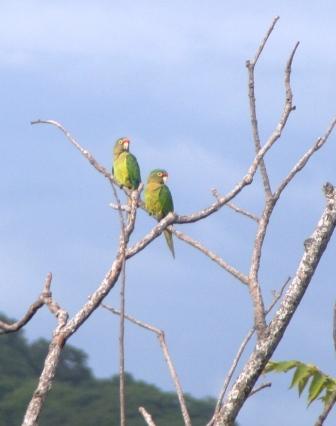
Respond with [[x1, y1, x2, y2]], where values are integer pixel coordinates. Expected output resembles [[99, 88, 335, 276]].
[[0, 314, 215, 425]]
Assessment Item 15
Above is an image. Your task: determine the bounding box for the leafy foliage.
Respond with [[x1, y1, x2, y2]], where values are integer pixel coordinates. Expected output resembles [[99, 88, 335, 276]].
[[0, 313, 217, 425], [264, 360, 336, 407]]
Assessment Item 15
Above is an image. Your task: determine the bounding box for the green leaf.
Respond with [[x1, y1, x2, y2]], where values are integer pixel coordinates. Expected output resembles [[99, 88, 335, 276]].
[[321, 389, 336, 407], [298, 373, 311, 396], [264, 360, 299, 374], [308, 372, 328, 405], [320, 380, 336, 405], [265, 359, 336, 409], [290, 364, 311, 394]]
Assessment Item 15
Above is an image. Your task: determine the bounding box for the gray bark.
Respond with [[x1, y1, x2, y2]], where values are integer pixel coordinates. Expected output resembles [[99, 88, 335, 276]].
[[216, 184, 336, 425]]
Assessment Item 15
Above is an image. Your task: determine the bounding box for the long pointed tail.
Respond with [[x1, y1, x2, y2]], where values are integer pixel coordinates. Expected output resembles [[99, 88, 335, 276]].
[[163, 229, 175, 258]]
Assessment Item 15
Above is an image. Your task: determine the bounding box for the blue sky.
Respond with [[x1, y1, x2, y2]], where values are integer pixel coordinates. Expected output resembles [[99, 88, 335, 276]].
[[1, 2, 336, 425]]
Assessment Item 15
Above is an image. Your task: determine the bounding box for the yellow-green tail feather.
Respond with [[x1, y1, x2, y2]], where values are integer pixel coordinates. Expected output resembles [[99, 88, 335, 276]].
[[164, 229, 175, 258]]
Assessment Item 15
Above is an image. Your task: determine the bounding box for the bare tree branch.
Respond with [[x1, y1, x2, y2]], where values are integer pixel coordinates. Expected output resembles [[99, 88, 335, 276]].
[[23, 23, 334, 426], [111, 191, 260, 224], [208, 277, 290, 426], [248, 382, 272, 398], [31, 119, 114, 182], [246, 16, 280, 198], [172, 229, 249, 285], [41, 273, 69, 329], [102, 304, 192, 426], [0, 276, 49, 334], [251, 16, 280, 65], [0, 273, 69, 336], [248, 40, 299, 341], [216, 184, 336, 425], [274, 117, 336, 201], [110, 178, 128, 426], [110, 203, 131, 212], [314, 391, 336, 426], [22, 274, 69, 426], [333, 301, 336, 353], [226, 202, 259, 223], [116, 186, 142, 426], [139, 407, 157, 426], [212, 188, 259, 222], [175, 129, 287, 224], [20, 186, 141, 426], [207, 329, 254, 426]]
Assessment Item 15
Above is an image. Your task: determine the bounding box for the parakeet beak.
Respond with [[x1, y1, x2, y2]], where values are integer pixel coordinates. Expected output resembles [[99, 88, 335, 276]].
[[163, 174, 168, 184], [123, 139, 130, 151]]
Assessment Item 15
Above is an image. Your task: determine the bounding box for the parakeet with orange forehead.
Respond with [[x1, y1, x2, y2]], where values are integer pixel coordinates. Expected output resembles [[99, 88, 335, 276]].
[[112, 137, 141, 189], [144, 169, 175, 258]]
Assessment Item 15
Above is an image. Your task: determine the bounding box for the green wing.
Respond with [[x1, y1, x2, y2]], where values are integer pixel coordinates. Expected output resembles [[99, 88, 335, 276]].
[[114, 152, 141, 189], [159, 185, 175, 258], [144, 182, 175, 257], [159, 185, 174, 217], [126, 153, 141, 189]]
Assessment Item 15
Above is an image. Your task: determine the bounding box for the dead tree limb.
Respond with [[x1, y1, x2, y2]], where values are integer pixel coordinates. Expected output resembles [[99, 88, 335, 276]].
[[246, 16, 280, 198], [139, 407, 157, 426], [208, 278, 290, 426], [0, 274, 54, 334], [216, 184, 336, 425], [20, 187, 141, 426], [102, 304, 192, 426], [314, 391, 336, 426]]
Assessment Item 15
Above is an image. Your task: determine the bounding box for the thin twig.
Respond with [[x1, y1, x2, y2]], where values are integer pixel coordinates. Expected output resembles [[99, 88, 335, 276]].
[[248, 382, 272, 398], [218, 185, 336, 424], [248, 40, 299, 340], [114, 186, 141, 426], [333, 301, 336, 353], [246, 16, 280, 198], [274, 117, 336, 201], [0, 285, 45, 334], [139, 407, 157, 426], [110, 203, 131, 212], [227, 202, 260, 222], [251, 16, 280, 65], [22, 188, 140, 426], [207, 328, 255, 426], [31, 119, 114, 182], [314, 391, 336, 426], [119, 257, 126, 426], [172, 229, 249, 285], [109, 180, 128, 426], [41, 273, 69, 329], [32, 118, 280, 250], [266, 277, 291, 315], [0, 273, 68, 334], [212, 188, 259, 222], [22, 274, 69, 426], [102, 304, 192, 426], [208, 277, 290, 425]]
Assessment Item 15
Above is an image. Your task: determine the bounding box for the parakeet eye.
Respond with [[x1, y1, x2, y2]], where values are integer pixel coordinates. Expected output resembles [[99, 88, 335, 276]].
[[119, 140, 123, 145], [158, 172, 163, 177]]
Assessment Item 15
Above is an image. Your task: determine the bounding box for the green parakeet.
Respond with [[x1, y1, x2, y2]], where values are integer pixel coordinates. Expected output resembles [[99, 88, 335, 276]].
[[144, 169, 175, 258], [113, 137, 141, 189]]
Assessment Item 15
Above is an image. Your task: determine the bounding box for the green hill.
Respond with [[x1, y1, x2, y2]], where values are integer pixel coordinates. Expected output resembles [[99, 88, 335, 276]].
[[0, 314, 216, 425]]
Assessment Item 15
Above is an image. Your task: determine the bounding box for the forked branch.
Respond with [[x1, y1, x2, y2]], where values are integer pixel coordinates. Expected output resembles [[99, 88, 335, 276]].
[[217, 184, 336, 425], [246, 16, 280, 198], [102, 304, 192, 426]]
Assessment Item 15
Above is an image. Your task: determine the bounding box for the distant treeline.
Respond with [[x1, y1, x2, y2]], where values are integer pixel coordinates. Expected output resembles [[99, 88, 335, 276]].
[[0, 313, 216, 426]]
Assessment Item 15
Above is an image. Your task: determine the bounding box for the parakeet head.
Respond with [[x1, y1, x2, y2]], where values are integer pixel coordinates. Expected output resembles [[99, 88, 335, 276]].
[[147, 169, 169, 184], [114, 137, 130, 156]]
